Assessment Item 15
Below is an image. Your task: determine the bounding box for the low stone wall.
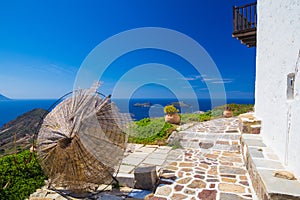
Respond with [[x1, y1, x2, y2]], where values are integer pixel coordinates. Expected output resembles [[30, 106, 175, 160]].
[[239, 113, 262, 134], [241, 134, 300, 200]]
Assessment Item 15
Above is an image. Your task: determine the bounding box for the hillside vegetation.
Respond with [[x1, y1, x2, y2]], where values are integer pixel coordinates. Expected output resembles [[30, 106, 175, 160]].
[[197, 103, 254, 122], [0, 109, 48, 157], [128, 103, 253, 145], [0, 150, 47, 200], [128, 118, 176, 145]]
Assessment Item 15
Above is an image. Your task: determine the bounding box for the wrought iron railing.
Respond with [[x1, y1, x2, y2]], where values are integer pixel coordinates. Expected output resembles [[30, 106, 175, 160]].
[[233, 2, 257, 32]]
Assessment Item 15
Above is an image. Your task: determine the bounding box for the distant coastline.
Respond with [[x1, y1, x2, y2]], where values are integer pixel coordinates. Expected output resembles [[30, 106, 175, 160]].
[[0, 94, 11, 101], [0, 98, 255, 128], [0, 99, 57, 128]]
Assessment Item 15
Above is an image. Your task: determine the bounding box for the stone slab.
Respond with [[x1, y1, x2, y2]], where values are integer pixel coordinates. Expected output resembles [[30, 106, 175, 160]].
[[219, 192, 246, 200], [119, 164, 136, 174], [136, 147, 156, 153], [145, 145, 159, 148], [166, 154, 182, 162], [134, 166, 157, 190], [122, 156, 145, 166], [258, 169, 300, 198], [148, 153, 168, 160], [157, 145, 173, 150], [248, 147, 264, 158], [45, 193, 61, 199], [30, 197, 53, 200], [252, 158, 284, 170], [143, 157, 165, 166], [243, 139, 266, 147], [128, 152, 149, 159], [214, 144, 240, 152], [242, 134, 262, 140], [153, 148, 171, 154], [116, 173, 135, 188]]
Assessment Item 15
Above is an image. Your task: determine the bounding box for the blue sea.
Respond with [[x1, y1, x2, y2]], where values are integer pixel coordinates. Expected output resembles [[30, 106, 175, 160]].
[[0, 98, 254, 128]]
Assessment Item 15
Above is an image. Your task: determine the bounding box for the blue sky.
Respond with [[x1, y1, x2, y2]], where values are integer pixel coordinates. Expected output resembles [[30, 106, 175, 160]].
[[0, 0, 256, 99]]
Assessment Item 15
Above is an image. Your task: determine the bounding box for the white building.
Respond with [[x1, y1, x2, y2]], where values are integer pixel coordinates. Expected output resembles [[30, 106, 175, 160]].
[[255, 0, 300, 179], [234, 0, 300, 179]]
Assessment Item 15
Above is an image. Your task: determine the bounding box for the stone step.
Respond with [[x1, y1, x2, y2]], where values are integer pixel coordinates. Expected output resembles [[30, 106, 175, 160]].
[[176, 131, 241, 140], [173, 132, 241, 152], [179, 140, 240, 152], [241, 134, 300, 200]]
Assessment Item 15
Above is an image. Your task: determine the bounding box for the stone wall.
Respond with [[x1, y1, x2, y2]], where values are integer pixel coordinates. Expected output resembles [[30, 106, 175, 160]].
[[238, 113, 261, 134]]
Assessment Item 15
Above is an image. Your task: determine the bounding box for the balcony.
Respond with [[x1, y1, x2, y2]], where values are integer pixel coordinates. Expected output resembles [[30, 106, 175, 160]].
[[232, 2, 257, 47]]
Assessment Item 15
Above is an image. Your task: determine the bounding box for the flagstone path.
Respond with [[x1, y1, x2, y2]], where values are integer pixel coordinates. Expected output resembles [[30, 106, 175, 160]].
[[150, 117, 257, 200]]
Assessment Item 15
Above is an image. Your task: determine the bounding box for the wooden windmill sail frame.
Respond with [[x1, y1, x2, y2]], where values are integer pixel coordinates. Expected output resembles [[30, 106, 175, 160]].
[[37, 83, 129, 193]]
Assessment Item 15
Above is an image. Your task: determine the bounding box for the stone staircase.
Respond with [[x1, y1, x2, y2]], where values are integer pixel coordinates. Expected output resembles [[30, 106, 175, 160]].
[[241, 134, 300, 200], [238, 113, 300, 200]]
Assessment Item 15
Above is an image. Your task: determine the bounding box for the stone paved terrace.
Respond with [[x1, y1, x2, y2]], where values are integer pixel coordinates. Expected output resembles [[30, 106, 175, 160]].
[[30, 117, 260, 200]]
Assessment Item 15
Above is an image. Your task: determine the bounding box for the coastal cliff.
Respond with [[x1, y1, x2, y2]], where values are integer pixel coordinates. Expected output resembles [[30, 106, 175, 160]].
[[0, 108, 48, 156]]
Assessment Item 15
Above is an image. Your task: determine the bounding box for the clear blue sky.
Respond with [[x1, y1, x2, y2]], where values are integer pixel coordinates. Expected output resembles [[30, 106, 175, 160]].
[[0, 0, 256, 99]]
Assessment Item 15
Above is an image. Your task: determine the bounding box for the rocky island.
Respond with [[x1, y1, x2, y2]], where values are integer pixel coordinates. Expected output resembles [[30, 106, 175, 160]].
[[171, 101, 190, 108], [133, 102, 151, 107]]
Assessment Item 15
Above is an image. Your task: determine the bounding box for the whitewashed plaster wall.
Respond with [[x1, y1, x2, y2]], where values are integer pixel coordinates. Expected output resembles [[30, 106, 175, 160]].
[[255, 0, 300, 178]]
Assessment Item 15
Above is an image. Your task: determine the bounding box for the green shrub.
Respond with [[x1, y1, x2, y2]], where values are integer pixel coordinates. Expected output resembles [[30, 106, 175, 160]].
[[179, 113, 200, 123], [0, 150, 47, 200], [211, 109, 223, 117], [198, 104, 253, 122], [135, 118, 151, 126], [212, 103, 254, 117], [128, 118, 175, 145], [163, 105, 179, 114], [199, 111, 212, 122]]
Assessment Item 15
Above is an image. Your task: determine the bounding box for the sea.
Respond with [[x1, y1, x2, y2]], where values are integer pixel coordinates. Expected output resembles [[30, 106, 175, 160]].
[[0, 98, 254, 128]]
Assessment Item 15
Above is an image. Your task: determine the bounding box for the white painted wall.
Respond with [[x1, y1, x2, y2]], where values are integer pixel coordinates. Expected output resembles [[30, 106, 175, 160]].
[[255, 0, 300, 178]]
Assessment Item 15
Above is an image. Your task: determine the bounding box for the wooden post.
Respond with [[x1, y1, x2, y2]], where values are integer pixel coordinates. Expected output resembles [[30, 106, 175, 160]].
[[233, 6, 236, 32], [254, 4, 257, 28], [246, 6, 248, 28], [250, 4, 252, 28]]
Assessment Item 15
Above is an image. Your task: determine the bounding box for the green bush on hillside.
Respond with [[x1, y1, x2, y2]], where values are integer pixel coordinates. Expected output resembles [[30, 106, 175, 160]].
[[199, 111, 212, 122], [127, 104, 253, 144], [128, 118, 175, 145], [197, 104, 253, 122], [179, 113, 200, 123], [212, 103, 253, 117], [134, 118, 151, 126], [0, 150, 47, 200]]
